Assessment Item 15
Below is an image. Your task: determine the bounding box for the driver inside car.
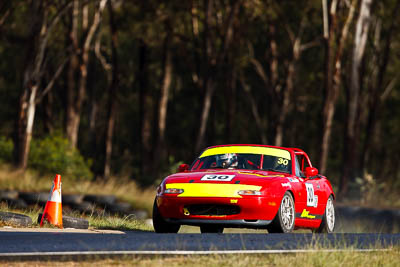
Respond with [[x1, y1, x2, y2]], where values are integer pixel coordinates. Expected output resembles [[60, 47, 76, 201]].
[[216, 153, 238, 169]]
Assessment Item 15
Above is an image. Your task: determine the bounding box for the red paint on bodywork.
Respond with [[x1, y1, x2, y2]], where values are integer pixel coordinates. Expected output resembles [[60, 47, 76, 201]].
[[156, 144, 335, 230]]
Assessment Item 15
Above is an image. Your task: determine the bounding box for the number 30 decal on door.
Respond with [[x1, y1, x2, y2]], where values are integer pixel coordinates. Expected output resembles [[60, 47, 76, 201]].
[[305, 183, 318, 207]]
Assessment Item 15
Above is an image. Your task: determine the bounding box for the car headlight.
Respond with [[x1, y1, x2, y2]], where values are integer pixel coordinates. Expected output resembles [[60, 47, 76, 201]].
[[237, 190, 262, 196], [164, 188, 184, 194]]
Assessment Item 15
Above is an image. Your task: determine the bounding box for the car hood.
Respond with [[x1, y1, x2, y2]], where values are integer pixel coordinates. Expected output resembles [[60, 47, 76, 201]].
[[161, 170, 292, 198], [164, 169, 290, 185]]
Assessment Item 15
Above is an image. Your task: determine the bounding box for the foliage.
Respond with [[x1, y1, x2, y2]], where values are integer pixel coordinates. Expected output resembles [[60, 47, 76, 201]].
[[0, 0, 399, 197], [28, 133, 93, 181], [0, 136, 13, 163], [355, 173, 386, 205]]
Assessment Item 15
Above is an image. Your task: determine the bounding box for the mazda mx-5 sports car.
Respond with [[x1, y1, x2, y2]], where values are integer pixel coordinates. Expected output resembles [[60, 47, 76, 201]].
[[153, 144, 335, 233]]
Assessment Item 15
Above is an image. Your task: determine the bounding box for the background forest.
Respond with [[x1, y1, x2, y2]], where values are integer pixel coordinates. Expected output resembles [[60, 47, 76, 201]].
[[0, 0, 399, 200]]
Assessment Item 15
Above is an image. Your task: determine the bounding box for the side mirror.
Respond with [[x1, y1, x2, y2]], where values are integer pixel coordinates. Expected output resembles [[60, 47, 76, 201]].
[[305, 167, 318, 178], [178, 163, 189, 172]]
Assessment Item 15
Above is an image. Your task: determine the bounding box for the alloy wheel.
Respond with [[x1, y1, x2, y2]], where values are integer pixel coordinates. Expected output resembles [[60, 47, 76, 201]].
[[325, 197, 335, 231], [280, 194, 294, 230]]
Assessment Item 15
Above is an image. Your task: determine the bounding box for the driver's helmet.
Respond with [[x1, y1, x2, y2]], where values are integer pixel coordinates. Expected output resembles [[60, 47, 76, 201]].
[[216, 153, 238, 168]]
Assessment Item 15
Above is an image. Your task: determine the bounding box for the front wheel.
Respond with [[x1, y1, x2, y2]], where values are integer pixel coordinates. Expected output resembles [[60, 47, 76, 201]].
[[200, 225, 224, 233], [314, 195, 335, 233], [152, 198, 180, 233], [267, 192, 295, 233]]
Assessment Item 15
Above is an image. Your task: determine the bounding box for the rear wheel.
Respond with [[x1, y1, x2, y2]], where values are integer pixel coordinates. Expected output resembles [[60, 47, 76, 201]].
[[267, 192, 295, 233], [152, 198, 180, 233], [200, 225, 224, 233], [314, 195, 335, 233]]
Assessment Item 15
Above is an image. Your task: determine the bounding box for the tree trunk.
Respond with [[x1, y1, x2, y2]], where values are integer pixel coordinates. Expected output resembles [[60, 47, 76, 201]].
[[240, 74, 267, 144], [23, 84, 38, 166], [158, 43, 172, 148], [319, 0, 356, 174], [319, 0, 337, 174], [138, 40, 153, 183], [66, 0, 108, 148], [194, 0, 239, 152], [268, 25, 279, 144], [340, 0, 373, 196], [194, 0, 214, 152], [225, 66, 237, 143], [42, 77, 56, 134], [13, 0, 44, 170], [195, 78, 215, 152], [65, 0, 80, 148], [103, 0, 118, 179], [0, 2, 12, 31], [274, 33, 301, 147], [15, 85, 38, 170], [13, 1, 71, 169], [154, 32, 173, 172], [360, 0, 400, 174]]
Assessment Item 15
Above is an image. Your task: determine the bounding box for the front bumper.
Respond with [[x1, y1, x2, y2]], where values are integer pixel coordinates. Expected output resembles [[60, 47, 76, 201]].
[[156, 195, 280, 228], [166, 218, 272, 228]]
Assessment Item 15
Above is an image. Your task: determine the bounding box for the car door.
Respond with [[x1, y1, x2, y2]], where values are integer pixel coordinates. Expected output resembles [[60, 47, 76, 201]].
[[295, 154, 323, 219]]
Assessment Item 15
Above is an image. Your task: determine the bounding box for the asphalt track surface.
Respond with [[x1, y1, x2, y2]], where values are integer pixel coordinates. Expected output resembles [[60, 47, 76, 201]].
[[0, 228, 399, 259]]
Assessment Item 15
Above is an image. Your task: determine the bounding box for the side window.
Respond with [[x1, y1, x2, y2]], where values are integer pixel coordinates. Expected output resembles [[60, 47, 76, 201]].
[[296, 154, 311, 172], [295, 155, 304, 178]]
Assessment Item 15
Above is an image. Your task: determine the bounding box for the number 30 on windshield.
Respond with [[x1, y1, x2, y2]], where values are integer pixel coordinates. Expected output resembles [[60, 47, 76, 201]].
[[277, 158, 288, 166]]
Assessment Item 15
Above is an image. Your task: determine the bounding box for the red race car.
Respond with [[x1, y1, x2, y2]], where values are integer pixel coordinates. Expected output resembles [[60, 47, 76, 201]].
[[153, 144, 335, 233]]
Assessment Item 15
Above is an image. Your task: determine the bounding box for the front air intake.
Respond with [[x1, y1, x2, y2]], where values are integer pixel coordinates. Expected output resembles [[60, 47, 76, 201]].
[[185, 204, 240, 216]]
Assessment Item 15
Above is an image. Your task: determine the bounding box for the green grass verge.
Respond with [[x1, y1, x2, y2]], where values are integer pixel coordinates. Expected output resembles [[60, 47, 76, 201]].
[[0, 163, 155, 214], [0, 249, 399, 266], [0, 203, 152, 232], [88, 213, 153, 231]]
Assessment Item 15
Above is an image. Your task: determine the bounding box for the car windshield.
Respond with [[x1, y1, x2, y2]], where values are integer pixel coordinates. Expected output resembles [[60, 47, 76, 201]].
[[190, 146, 292, 173]]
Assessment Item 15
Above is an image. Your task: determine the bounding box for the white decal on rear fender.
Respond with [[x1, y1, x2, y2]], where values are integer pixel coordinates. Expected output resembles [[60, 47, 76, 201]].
[[201, 174, 235, 181]]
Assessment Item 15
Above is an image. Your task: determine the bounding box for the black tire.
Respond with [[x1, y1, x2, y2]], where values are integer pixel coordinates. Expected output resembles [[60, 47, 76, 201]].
[[63, 216, 90, 229], [106, 202, 132, 214], [0, 211, 32, 226], [0, 190, 18, 199], [200, 225, 224, 233], [152, 198, 180, 233], [38, 213, 89, 229], [0, 198, 28, 209], [19, 192, 48, 206], [267, 191, 295, 233], [83, 194, 116, 207], [70, 201, 96, 214], [63, 194, 84, 205], [315, 195, 335, 233]]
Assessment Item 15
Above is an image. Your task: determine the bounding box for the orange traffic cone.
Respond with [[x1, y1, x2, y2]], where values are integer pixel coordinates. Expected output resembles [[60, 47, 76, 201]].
[[40, 174, 63, 228]]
